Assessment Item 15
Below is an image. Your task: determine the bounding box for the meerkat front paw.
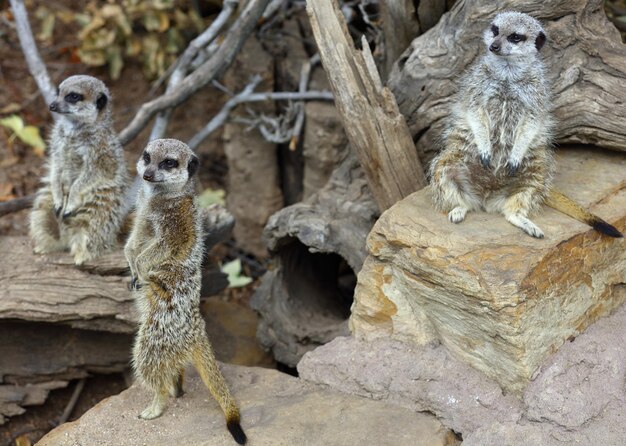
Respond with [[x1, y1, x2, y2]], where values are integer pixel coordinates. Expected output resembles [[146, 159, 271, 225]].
[[506, 161, 520, 176], [128, 276, 143, 291], [479, 153, 492, 169], [448, 206, 468, 223]]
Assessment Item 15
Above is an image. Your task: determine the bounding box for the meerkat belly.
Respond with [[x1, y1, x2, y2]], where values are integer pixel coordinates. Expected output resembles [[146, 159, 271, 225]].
[[486, 95, 523, 157]]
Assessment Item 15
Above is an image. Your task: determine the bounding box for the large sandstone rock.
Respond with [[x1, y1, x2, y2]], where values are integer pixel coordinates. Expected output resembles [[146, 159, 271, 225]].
[[351, 147, 626, 393], [38, 365, 458, 446], [300, 301, 626, 445]]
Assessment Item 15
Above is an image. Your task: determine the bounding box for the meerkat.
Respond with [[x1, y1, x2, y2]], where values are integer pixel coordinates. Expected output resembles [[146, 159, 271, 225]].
[[29, 75, 129, 264], [124, 139, 246, 445], [430, 11, 622, 238]]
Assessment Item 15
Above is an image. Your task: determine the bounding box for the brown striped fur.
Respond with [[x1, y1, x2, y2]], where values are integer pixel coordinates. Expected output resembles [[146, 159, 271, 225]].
[[124, 139, 246, 444]]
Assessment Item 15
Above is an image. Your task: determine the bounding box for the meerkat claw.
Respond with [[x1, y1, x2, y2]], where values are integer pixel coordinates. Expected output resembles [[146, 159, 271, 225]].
[[448, 207, 468, 223], [479, 154, 491, 169], [506, 162, 519, 176]]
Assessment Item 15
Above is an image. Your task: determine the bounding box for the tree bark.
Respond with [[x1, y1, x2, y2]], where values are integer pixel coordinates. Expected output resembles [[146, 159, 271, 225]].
[[389, 0, 626, 165], [307, 0, 427, 211]]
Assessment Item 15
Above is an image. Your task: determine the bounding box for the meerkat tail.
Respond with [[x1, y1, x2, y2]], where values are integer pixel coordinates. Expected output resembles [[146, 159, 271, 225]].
[[545, 189, 623, 237], [192, 339, 247, 445]]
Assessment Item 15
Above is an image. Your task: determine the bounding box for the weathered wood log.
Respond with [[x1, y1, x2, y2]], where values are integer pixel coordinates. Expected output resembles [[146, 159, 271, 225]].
[[390, 0, 626, 165], [379, 0, 448, 80], [0, 321, 132, 423], [251, 153, 378, 366], [306, 0, 427, 211], [0, 205, 235, 333]]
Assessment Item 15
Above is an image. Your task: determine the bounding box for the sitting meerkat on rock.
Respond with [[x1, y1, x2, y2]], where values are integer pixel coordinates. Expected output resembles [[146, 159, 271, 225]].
[[29, 75, 129, 264], [429, 11, 622, 238], [125, 139, 247, 444]]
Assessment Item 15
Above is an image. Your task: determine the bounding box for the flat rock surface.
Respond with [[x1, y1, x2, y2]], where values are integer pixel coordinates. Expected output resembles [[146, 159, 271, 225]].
[[38, 365, 457, 446], [300, 302, 626, 446], [351, 147, 626, 392]]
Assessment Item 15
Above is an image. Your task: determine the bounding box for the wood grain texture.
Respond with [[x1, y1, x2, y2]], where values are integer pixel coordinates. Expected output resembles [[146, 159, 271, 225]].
[[389, 0, 626, 165], [307, 0, 427, 211]]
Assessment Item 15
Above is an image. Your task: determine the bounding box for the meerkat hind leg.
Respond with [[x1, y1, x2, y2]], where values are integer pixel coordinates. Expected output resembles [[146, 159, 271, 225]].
[[139, 386, 169, 420], [170, 370, 184, 398], [501, 191, 544, 238]]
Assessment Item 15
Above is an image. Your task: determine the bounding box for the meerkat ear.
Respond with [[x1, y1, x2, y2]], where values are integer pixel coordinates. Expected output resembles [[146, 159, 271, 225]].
[[96, 93, 108, 110], [535, 31, 546, 51], [187, 155, 199, 177]]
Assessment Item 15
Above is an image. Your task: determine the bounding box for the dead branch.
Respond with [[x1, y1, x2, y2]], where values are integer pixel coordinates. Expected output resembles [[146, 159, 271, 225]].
[[307, 0, 427, 211], [289, 54, 320, 150], [188, 77, 333, 150], [0, 195, 34, 217], [149, 0, 240, 141], [9, 0, 56, 107], [118, 0, 271, 146]]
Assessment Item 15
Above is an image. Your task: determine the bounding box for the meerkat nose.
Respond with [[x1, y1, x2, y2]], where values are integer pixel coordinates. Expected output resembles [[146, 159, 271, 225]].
[[489, 42, 501, 53], [49, 102, 59, 112], [143, 170, 155, 181]]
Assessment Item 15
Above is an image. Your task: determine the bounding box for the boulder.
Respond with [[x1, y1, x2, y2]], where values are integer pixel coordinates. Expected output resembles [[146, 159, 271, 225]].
[[350, 147, 626, 393], [300, 300, 626, 445], [38, 365, 458, 446]]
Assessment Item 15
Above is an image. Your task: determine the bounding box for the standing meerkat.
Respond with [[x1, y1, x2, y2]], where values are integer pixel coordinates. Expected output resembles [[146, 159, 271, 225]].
[[29, 75, 129, 264], [430, 11, 622, 238], [125, 139, 246, 445]]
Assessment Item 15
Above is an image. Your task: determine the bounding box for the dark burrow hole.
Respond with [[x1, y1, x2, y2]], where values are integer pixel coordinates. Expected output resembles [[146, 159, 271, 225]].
[[280, 241, 357, 323]]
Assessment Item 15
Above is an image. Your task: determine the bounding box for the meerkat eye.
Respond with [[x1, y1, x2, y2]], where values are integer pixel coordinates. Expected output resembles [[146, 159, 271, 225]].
[[491, 25, 499, 36], [64, 92, 84, 104], [143, 151, 151, 164], [507, 33, 526, 43], [159, 158, 179, 170]]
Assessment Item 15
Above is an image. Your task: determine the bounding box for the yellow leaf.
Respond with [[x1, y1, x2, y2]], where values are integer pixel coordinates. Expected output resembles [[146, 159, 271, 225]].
[[18, 126, 46, 155], [0, 115, 25, 134]]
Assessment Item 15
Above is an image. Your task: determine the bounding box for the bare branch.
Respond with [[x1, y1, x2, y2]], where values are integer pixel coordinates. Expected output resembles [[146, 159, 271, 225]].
[[0, 195, 34, 217], [187, 75, 333, 151], [119, 0, 271, 146], [9, 0, 57, 107], [149, 0, 240, 141], [289, 53, 320, 150]]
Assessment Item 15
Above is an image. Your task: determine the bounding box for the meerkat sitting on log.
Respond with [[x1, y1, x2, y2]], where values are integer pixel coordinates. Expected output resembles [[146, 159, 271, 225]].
[[125, 139, 246, 445], [29, 75, 129, 264], [430, 11, 622, 238]]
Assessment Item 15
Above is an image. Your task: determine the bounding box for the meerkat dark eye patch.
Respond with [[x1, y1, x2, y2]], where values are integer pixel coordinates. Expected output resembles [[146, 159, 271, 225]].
[[143, 151, 151, 164], [535, 31, 546, 51], [491, 24, 499, 36], [96, 93, 108, 110], [159, 158, 179, 170], [64, 92, 84, 104], [187, 156, 199, 177], [507, 33, 526, 43]]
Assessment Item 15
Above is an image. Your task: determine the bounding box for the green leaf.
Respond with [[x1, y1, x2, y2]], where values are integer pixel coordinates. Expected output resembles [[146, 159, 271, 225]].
[[198, 188, 226, 207], [221, 258, 242, 276], [221, 259, 253, 288]]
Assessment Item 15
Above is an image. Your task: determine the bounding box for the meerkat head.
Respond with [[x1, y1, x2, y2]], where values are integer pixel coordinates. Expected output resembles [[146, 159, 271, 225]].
[[49, 75, 110, 124], [483, 12, 546, 59], [137, 139, 199, 193]]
